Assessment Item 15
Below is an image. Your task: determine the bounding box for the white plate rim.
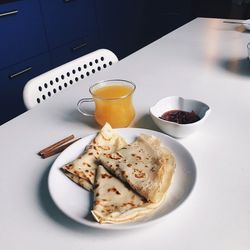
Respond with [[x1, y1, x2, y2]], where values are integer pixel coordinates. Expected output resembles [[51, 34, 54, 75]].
[[48, 128, 197, 230]]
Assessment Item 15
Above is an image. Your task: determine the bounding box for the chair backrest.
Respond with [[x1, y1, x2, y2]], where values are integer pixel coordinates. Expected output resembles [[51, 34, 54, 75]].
[[23, 49, 118, 109]]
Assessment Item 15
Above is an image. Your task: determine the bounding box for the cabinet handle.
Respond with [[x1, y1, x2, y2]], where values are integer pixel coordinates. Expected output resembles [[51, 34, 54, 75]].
[[9, 67, 32, 79], [72, 42, 88, 51], [0, 10, 18, 18], [64, 0, 76, 3]]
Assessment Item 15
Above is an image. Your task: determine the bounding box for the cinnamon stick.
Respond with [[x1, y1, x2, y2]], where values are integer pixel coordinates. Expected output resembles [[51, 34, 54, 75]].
[[38, 134, 74, 156], [40, 137, 81, 159]]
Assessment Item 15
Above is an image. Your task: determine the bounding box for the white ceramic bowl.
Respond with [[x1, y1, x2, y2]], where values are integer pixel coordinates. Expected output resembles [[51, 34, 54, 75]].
[[243, 19, 250, 30], [150, 96, 211, 138]]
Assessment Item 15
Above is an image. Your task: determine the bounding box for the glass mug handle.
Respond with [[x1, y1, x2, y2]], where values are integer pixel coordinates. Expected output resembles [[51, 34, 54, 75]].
[[77, 98, 95, 117]]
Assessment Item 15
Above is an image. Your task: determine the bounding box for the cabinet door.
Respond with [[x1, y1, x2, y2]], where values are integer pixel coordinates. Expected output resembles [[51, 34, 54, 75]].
[[96, 0, 145, 59], [0, 53, 52, 125], [143, 1, 192, 43], [51, 35, 99, 67], [39, 0, 99, 49], [0, 0, 48, 70]]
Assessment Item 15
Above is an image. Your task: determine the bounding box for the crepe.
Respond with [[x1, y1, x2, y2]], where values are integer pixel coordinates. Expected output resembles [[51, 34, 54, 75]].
[[99, 134, 176, 203], [62, 171, 93, 191], [91, 165, 162, 224], [62, 123, 127, 191]]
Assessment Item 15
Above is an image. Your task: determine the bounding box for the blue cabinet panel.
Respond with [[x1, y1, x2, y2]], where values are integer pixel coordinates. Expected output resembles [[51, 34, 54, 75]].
[[39, 0, 99, 49], [0, 0, 48, 69], [51, 34, 99, 67], [0, 0, 193, 125], [96, 0, 145, 59], [0, 53, 51, 125], [143, 1, 192, 43]]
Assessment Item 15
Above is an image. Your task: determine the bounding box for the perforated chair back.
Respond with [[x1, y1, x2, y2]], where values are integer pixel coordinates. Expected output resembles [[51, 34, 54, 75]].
[[23, 49, 118, 109]]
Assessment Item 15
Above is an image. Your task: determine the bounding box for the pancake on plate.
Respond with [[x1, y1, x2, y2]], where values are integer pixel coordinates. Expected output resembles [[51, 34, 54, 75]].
[[99, 134, 176, 203], [91, 165, 162, 224], [62, 123, 127, 191]]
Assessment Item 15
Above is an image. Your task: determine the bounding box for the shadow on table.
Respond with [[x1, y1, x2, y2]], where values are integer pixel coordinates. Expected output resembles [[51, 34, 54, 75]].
[[133, 114, 160, 131], [234, 26, 250, 33], [219, 57, 250, 77], [217, 24, 249, 33], [62, 108, 99, 129], [63, 110, 161, 132]]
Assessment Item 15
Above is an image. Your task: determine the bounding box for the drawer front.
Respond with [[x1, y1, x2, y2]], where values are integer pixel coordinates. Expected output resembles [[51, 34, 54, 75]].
[[51, 35, 99, 67], [96, 0, 145, 59], [0, 53, 52, 125], [144, 1, 192, 42], [39, 0, 99, 49], [0, 0, 48, 70]]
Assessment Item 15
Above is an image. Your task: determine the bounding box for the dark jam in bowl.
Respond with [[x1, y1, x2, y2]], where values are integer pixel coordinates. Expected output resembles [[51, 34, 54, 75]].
[[159, 110, 200, 124]]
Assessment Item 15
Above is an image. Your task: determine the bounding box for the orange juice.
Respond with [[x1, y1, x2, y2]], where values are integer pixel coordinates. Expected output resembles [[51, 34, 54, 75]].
[[92, 84, 135, 128]]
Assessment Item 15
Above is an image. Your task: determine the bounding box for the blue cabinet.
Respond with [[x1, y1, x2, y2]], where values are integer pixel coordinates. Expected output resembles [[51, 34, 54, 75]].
[[0, 53, 52, 124], [0, 0, 48, 69], [39, 0, 99, 49], [0, 0, 192, 125], [96, 0, 145, 59], [0, 0, 100, 125], [143, 1, 192, 44], [51, 34, 100, 67], [96, 0, 192, 58]]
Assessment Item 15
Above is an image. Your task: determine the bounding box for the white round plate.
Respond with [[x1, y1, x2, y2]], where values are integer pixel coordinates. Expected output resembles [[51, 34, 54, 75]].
[[48, 128, 196, 230]]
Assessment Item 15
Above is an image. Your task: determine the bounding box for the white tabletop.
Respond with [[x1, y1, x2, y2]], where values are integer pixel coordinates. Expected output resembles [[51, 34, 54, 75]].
[[1, 18, 250, 250]]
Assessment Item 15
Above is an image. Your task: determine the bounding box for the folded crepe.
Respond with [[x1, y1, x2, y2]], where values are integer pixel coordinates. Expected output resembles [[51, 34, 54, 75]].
[[91, 165, 162, 224], [99, 134, 176, 203], [62, 123, 127, 191]]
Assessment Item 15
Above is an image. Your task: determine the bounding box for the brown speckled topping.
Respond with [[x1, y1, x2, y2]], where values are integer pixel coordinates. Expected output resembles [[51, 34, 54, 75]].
[[107, 187, 121, 195], [101, 173, 113, 179]]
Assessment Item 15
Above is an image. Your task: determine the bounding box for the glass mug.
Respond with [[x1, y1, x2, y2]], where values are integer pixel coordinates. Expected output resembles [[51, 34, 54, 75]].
[[77, 79, 136, 128]]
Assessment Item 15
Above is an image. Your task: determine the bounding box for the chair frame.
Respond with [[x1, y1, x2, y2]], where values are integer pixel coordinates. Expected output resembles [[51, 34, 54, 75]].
[[23, 49, 118, 109]]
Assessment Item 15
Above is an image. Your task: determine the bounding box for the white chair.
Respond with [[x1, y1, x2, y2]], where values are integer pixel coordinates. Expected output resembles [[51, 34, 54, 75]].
[[23, 49, 118, 109]]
